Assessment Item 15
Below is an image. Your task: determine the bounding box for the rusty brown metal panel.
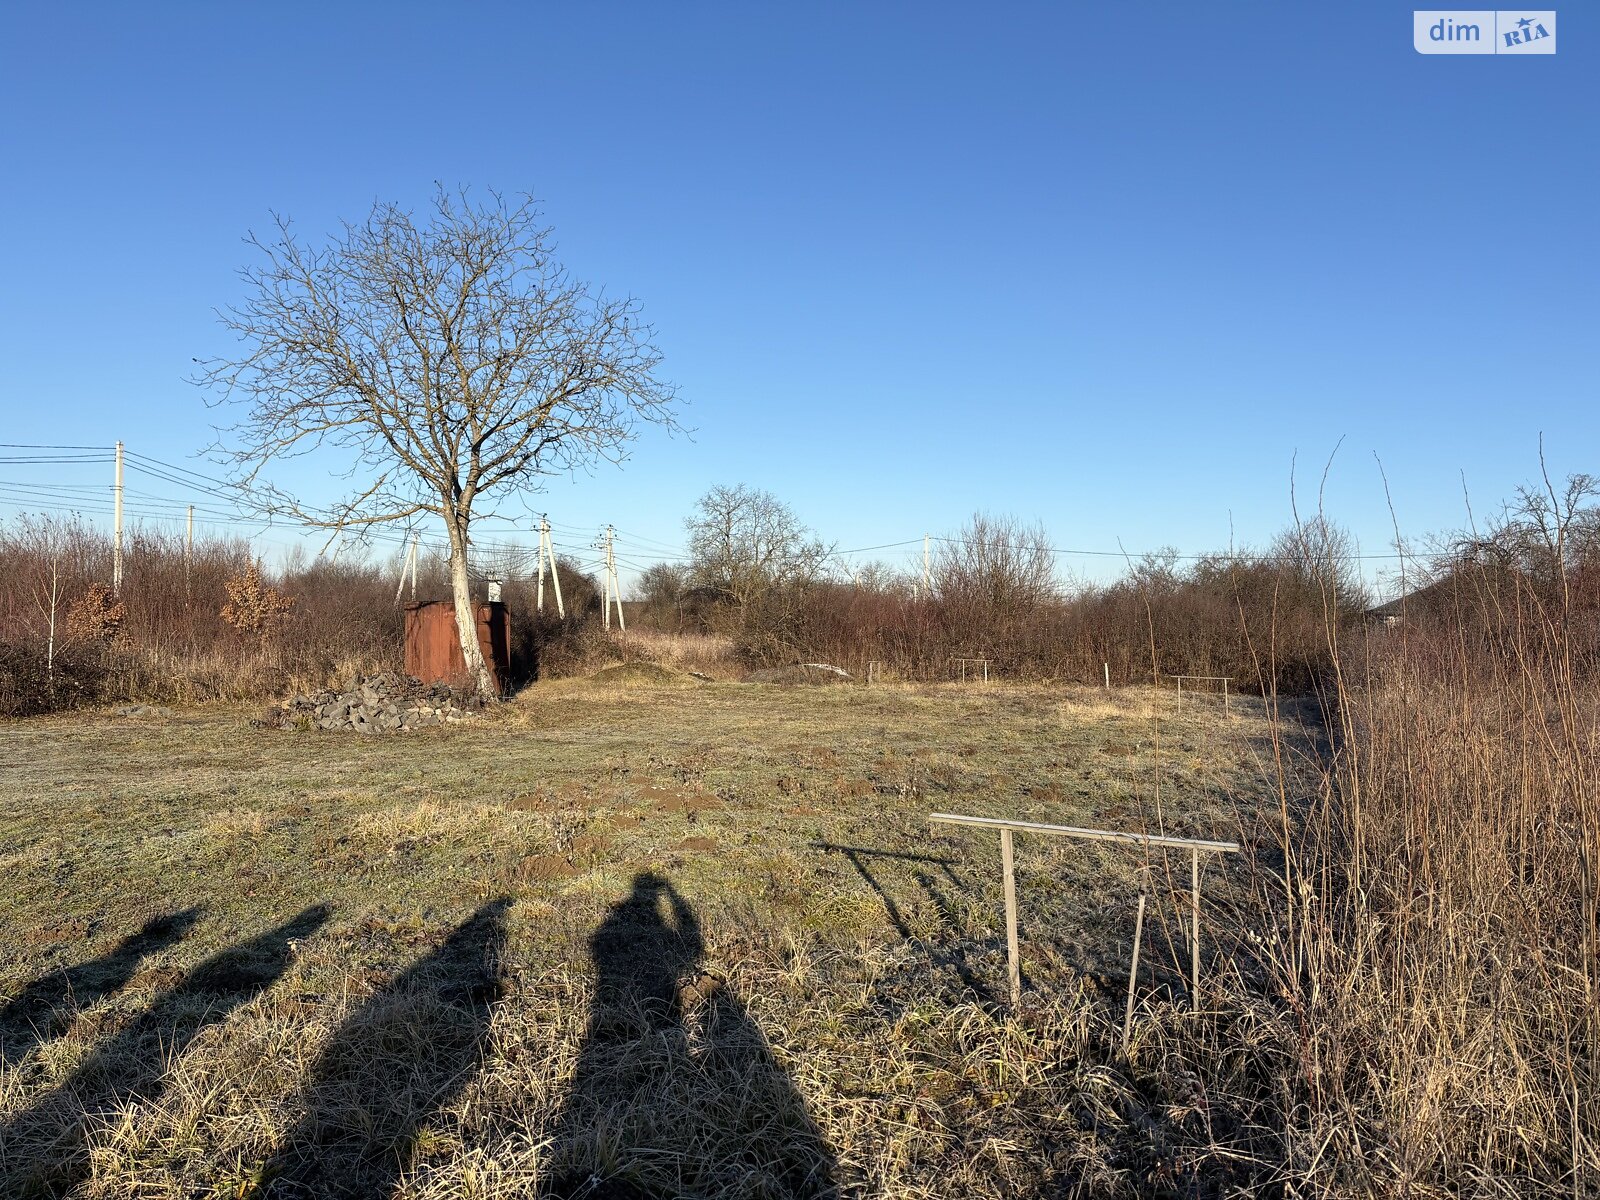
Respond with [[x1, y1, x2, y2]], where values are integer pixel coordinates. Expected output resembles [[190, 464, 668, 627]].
[[404, 601, 511, 693]]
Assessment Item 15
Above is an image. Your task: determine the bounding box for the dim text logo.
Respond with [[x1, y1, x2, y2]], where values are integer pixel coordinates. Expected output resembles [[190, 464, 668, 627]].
[[1414, 10, 1556, 53]]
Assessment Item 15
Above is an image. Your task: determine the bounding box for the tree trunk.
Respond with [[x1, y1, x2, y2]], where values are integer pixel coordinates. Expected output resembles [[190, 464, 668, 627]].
[[446, 519, 497, 700]]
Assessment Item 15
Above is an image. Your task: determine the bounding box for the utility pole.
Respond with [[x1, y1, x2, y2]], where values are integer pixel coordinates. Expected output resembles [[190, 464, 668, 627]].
[[548, 521, 565, 618], [603, 524, 626, 631], [185, 504, 194, 600], [112, 441, 124, 592], [922, 533, 931, 597], [536, 518, 547, 613], [536, 516, 566, 618], [613, 528, 625, 632], [599, 529, 610, 630], [394, 534, 419, 605]]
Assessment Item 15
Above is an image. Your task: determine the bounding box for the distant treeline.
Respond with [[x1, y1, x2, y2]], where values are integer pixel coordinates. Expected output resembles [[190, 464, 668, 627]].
[[6, 473, 1600, 714]]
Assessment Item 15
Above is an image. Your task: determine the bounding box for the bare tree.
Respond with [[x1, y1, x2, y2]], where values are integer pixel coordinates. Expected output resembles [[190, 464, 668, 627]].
[[195, 189, 678, 696], [636, 562, 689, 630], [685, 485, 830, 622], [932, 514, 1059, 616]]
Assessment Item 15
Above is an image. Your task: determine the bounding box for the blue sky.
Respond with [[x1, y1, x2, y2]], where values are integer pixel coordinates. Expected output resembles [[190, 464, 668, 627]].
[[1, 3, 1594, 593]]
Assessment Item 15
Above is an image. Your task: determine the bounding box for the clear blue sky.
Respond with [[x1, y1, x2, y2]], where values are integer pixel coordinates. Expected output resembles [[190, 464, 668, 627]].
[[1, 3, 1594, 594]]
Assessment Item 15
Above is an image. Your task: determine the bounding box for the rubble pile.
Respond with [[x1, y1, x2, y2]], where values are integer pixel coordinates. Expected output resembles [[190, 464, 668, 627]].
[[253, 671, 481, 734]]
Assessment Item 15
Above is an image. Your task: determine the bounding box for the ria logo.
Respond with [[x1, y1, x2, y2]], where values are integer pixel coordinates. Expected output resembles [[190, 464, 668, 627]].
[[1501, 13, 1552, 47], [1414, 10, 1556, 53]]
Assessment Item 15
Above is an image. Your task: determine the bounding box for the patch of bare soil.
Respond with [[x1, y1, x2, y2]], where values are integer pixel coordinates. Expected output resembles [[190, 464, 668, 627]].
[[514, 854, 578, 882]]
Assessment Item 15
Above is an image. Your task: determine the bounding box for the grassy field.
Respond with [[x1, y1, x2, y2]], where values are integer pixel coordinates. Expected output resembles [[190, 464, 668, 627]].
[[0, 675, 1303, 1198]]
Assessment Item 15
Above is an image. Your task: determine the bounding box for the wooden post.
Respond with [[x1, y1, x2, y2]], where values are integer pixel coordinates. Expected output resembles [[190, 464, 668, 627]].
[[1122, 892, 1147, 1049], [1104, 661, 1110, 689], [1000, 827, 1020, 1008], [1223, 677, 1230, 711], [1190, 846, 1201, 1001]]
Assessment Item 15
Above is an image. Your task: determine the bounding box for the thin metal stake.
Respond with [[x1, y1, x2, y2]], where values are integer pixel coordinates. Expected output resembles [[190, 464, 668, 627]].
[[1191, 846, 1201, 1001], [1000, 828, 1020, 1008], [1123, 892, 1147, 1049]]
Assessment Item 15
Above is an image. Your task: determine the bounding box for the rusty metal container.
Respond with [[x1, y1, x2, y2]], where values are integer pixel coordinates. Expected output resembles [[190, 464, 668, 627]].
[[403, 600, 511, 694]]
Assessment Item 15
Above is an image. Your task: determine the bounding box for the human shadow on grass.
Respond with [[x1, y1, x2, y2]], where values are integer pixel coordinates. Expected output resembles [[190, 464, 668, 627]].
[[259, 898, 510, 1199], [812, 842, 1003, 1012], [543, 872, 839, 1200], [0, 907, 203, 1069], [0, 904, 329, 1198]]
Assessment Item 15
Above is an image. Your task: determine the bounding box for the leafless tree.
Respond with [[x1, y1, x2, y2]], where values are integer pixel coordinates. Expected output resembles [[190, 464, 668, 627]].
[[636, 562, 689, 630], [195, 188, 678, 696], [684, 485, 830, 622], [932, 514, 1059, 616]]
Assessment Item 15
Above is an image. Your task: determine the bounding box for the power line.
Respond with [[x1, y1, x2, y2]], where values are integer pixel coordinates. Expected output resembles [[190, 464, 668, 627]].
[[926, 534, 1411, 563], [0, 439, 1421, 575], [0, 443, 114, 451]]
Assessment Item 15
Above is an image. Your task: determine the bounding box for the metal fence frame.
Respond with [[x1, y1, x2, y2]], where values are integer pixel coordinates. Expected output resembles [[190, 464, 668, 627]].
[[928, 811, 1240, 1008], [951, 656, 991, 684]]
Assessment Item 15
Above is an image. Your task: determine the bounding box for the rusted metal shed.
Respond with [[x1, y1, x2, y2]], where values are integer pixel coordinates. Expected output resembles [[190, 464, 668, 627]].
[[404, 600, 510, 694]]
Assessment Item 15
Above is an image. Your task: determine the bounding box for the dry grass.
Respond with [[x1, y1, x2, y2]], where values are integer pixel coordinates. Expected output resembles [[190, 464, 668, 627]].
[[610, 629, 741, 680], [0, 681, 1283, 1198], [1256, 633, 1600, 1197], [6, 642, 1592, 1198]]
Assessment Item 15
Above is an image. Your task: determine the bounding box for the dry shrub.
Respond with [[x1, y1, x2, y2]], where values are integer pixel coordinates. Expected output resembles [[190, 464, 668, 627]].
[[63, 582, 126, 646], [220, 560, 295, 640], [0, 517, 409, 713], [630, 511, 1366, 689]]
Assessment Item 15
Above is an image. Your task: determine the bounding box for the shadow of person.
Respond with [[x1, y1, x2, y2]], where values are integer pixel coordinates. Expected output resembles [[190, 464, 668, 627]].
[[0, 904, 330, 1198], [1, 907, 203, 1068], [545, 872, 839, 1200], [259, 897, 511, 1199]]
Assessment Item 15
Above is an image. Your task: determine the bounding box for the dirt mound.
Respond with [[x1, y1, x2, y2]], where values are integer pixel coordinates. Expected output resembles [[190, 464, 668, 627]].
[[589, 662, 694, 686]]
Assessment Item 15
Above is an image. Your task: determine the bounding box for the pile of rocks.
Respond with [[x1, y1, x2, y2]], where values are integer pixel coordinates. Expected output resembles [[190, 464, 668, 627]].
[[253, 672, 482, 734]]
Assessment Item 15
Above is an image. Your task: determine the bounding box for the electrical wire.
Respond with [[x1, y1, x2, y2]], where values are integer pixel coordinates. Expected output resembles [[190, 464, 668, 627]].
[[0, 440, 1421, 570]]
